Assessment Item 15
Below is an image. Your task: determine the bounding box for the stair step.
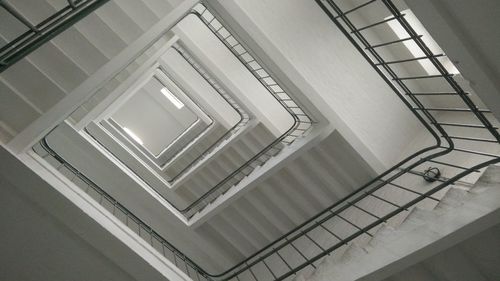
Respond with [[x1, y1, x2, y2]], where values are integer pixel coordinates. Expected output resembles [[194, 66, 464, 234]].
[[469, 165, 500, 193], [1, 59, 66, 112], [435, 186, 470, 211], [51, 27, 109, 74], [367, 224, 397, 248], [73, 13, 127, 59], [236, 198, 281, 240], [217, 153, 240, 174], [262, 178, 308, 225], [37, 27, 109, 75], [0, 7, 28, 41], [195, 223, 245, 263], [219, 207, 268, 248], [285, 162, 334, 208], [95, 1, 143, 44], [0, 78, 41, 133], [208, 216, 257, 257], [45, 1, 127, 59], [292, 156, 341, 201], [6, 0, 53, 25], [240, 133, 263, 154], [300, 151, 353, 198], [340, 242, 369, 263], [114, 0, 159, 31], [174, 123, 275, 198], [276, 169, 324, 217], [396, 207, 437, 233], [247, 189, 294, 233], [293, 274, 307, 281], [313, 243, 350, 271]]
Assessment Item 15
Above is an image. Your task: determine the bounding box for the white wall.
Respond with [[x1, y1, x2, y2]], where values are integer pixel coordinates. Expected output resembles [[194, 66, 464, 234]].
[[213, 0, 426, 169], [0, 146, 175, 281], [44, 123, 242, 273], [406, 0, 500, 123], [160, 48, 242, 129], [112, 88, 198, 156], [0, 177, 137, 281], [173, 14, 294, 137]]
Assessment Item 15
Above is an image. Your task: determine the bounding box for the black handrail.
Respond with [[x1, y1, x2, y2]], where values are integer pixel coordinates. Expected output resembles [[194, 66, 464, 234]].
[[174, 6, 314, 218], [0, 0, 110, 73], [80, 4, 314, 219], [33, 138, 212, 281], [164, 43, 251, 182], [101, 61, 248, 171], [28, 0, 500, 280]]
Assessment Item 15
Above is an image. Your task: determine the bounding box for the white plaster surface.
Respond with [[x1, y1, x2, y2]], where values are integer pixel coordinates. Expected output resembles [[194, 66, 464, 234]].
[[306, 165, 500, 281]]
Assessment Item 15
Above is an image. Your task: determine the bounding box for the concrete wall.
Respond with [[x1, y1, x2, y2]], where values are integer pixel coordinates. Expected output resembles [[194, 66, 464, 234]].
[[112, 87, 199, 156], [173, 14, 294, 137], [0, 146, 177, 281], [44, 123, 237, 272], [212, 0, 426, 169], [159, 47, 244, 128], [0, 175, 137, 281]]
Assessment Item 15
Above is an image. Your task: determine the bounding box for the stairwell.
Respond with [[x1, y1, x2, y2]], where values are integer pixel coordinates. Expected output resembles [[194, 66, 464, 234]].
[[0, 0, 181, 142], [2, 0, 500, 280], [300, 165, 500, 281]]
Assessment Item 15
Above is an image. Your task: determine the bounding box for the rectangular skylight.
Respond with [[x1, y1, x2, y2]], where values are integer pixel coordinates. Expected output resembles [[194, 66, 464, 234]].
[[161, 87, 184, 109], [123, 127, 144, 145]]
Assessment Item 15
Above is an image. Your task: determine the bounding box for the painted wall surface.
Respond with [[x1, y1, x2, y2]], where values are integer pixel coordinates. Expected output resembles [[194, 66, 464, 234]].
[[0, 147, 174, 281], [173, 14, 294, 137], [160, 48, 242, 129], [406, 0, 500, 122], [112, 88, 198, 155], [0, 177, 137, 281], [216, 0, 426, 168], [411, 0, 500, 84], [44, 124, 236, 272]]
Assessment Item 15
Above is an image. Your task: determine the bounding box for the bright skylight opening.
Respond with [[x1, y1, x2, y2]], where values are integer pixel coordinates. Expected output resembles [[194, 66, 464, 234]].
[[161, 87, 184, 109], [385, 9, 459, 75], [123, 127, 144, 145]]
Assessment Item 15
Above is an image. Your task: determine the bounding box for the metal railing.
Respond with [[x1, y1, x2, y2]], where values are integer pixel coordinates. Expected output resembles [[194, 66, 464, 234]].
[[192, 5, 313, 145], [165, 43, 251, 182], [32, 139, 212, 281], [78, 3, 314, 219], [29, 0, 500, 280], [173, 5, 314, 218], [0, 0, 110, 73]]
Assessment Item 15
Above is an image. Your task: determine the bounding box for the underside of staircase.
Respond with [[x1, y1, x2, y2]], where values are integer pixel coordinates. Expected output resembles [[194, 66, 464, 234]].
[[1, 0, 500, 281], [304, 165, 500, 281]]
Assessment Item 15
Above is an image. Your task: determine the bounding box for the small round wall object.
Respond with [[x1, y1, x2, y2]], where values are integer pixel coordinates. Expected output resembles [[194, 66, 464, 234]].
[[423, 167, 441, 182]]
